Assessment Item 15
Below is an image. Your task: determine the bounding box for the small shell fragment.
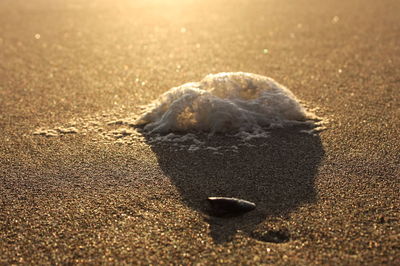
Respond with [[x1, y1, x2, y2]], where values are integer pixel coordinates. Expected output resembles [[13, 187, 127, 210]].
[[207, 197, 256, 217]]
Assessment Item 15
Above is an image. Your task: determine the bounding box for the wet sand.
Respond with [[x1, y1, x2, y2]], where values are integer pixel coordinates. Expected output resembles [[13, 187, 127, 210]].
[[1, 0, 399, 264]]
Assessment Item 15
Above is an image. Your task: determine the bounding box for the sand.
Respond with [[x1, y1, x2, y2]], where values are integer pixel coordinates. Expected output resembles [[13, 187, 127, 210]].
[[0, 0, 399, 264]]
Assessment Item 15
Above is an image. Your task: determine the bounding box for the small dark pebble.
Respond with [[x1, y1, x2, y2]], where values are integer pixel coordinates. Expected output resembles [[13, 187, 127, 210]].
[[251, 229, 290, 243], [207, 197, 256, 217]]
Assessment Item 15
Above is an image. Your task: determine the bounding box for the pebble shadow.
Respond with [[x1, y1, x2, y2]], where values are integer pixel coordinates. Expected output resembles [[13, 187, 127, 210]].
[[143, 129, 324, 243]]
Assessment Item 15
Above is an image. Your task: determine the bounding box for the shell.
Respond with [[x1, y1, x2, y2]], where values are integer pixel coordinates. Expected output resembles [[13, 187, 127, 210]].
[[207, 197, 256, 217]]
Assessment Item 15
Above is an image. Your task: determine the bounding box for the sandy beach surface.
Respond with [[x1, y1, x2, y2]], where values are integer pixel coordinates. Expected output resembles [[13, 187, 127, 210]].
[[1, 0, 399, 264]]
